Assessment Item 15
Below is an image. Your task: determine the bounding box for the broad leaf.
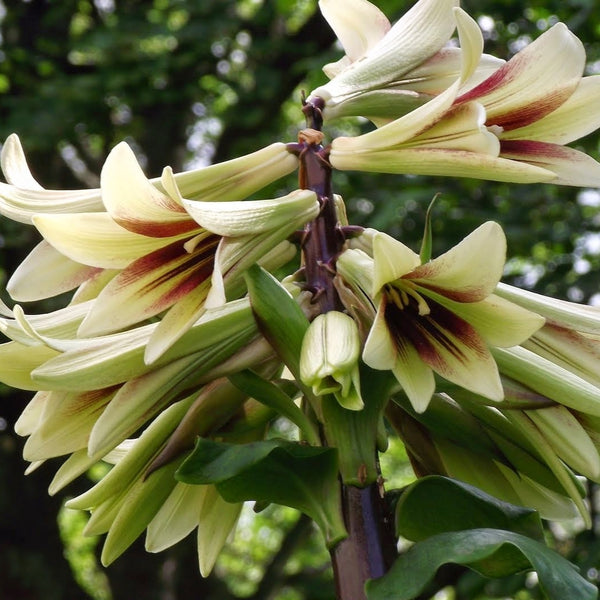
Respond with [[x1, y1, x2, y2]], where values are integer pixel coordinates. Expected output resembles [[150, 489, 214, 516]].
[[395, 475, 543, 542], [366, 528, 597, 600], [228, 370, 319, 445], [244, 264, 309, 381], [176, 437, 346, 546]]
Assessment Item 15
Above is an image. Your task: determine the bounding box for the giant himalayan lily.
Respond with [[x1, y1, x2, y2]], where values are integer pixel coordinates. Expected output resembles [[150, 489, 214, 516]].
[[337, 222, 544, 413], [306, 0, 503, 122], [0, 293, 270, 461], [330, 13, 600, 186], [5, 141, 318, 362], [0, 289, 286, 573], [453, 23, 600, 186]]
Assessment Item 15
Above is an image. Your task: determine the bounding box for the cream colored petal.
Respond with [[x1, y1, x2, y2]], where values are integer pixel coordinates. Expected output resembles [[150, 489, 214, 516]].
[[457, 23, 585, 131], [197, 487, 242, 577], [87, 361, 197, 458], [411, 221, 506, 302], [144, 283, 211, 364], [362, 299, 399, 371], [32, 213, 172, 269], [23, 389, 115, 461], [172, 143, 298, 202], [318, 0, 390, 63], [391, 340, 436, 414], [501, 75, 600, 144], [7, 241, 101, 302], [0, 136, 103, 223], [371, 232, 420, 293], [500, 140, 600, 187], [524, 323, 600, 388], [406, 306, 504, 402], [182, 189, 318, 237], [14, 391, 47, 436], [146, 483, 206, 552], [77, 236, 216, 336], [101, 143, 194, 237], [1, 133, 45, 189], [330, 145, 556, 183], [426, 292, 545, 347], [331, 78, 462, 152], [0, 341, 59, 390]]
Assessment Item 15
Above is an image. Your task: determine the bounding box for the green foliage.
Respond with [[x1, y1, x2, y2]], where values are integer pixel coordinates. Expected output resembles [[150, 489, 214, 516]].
[[367, 528, 597, 600], [395, 476, 544, 542], [176, 437, 347, 546]]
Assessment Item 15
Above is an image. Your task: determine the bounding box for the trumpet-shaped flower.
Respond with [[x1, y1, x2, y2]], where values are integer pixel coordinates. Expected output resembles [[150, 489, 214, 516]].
[[330, 16, 600, 186], [6, 142, 316, 361], [307, 0, 503, 122], [338, 222, 544, 412], [454, 23, 600, 186]]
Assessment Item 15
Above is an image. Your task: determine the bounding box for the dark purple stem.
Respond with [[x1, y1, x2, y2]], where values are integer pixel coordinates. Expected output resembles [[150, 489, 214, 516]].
[[332, 483, 398, 600], [288, 97, 397, 600]]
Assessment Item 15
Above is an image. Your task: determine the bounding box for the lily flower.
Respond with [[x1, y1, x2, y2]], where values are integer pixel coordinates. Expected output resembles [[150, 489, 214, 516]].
[[8, 142, 316, 361], [307, 0, 503, 123], [328, 8, 559, 184], [330, 17, 600, 186], [337, 222, 544, 412], [454, 23, 600, 186]]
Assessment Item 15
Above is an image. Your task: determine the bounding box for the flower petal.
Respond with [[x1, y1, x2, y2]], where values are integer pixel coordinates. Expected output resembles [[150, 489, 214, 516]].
[[371, 232, 420, 293], [457, 23, 585, 130], [77, 235, 218, 336], [182, 189, 318, 237], [146, 483, 205, 553], [384, 298, 504, 402], [411, 221, 506, 301], [500, 75, 600, 144], [7, 241, 101, 301], [318, 0, 390, 63], [500, 140, 600, 187], [331, 146, 557, 183], [32, 212, 175, 269], [101, 143, 196, 238], [23, 388, 116, 461], [0, 135, 103, 223], [425, 292, 545, 346]]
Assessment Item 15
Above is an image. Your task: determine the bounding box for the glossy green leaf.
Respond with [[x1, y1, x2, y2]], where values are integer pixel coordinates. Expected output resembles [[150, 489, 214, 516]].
[[366, 528, 597, 600], [176, 437, 346, 546], [228, 370, 319, 445], [396, 475, 544, 542], [244, 264, 309, 381]]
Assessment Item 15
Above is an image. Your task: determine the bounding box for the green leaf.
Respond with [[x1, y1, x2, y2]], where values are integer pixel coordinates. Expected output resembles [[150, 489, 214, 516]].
[[419, 193, 438, 264], [395, 475, 544, 542], [366, 528, 597, 600], [228, 370, 320, 445], [244, 264, 309, 381], [176, 437, 346, 546]]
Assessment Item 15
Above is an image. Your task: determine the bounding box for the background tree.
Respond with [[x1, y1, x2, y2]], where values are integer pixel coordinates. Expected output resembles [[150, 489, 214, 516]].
[[1, 1, 600, 598]]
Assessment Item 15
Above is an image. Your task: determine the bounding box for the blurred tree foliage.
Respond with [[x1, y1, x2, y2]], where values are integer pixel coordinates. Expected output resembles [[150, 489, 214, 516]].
[[1, 0, 600, 598]]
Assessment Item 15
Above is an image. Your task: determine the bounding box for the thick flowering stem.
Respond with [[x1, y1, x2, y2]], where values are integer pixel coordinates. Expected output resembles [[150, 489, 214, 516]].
[[288, 99, 345, 314], [332, 483, 398, 600], [289, 100, 397, 600]]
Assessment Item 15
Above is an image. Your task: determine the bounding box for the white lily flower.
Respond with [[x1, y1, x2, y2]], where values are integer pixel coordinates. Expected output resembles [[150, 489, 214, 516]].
[[308, 0, 503, 122], [338, 222, 544, 412]]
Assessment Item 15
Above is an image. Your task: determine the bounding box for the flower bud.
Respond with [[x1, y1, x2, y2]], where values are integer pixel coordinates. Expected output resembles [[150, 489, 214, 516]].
[[300, 311, 363, 410]]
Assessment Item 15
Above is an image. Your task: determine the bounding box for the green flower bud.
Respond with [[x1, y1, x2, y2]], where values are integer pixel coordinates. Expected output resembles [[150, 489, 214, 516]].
[[300, 311, 363, 410]]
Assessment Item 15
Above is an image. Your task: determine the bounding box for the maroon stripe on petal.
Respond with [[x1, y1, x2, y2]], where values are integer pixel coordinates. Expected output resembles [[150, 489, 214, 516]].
[[113, 216, 199, 238], [384, 295, 487, 371], [113, 234, 219, 312], [500, 139, 573, 160]]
